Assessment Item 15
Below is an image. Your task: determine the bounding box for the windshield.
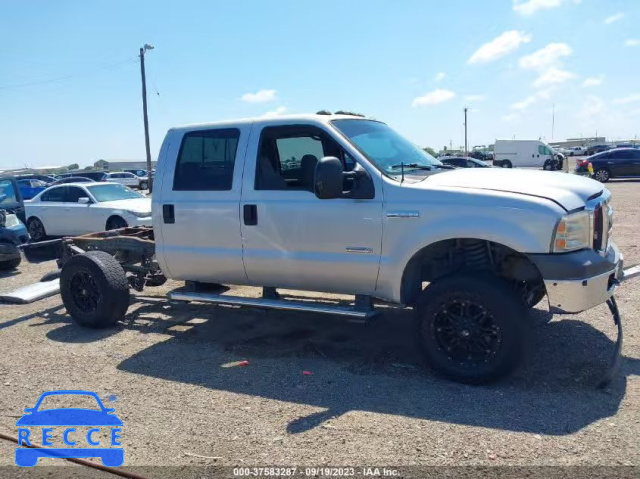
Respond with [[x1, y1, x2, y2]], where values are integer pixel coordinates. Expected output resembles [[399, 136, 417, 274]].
[[87, 183, 144, 202], [0, 180, 19, 205], [331, 119, 443, 175]]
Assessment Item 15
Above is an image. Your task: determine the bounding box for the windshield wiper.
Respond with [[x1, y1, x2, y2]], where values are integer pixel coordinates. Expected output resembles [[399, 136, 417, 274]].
[[389, 163, 432, 171]]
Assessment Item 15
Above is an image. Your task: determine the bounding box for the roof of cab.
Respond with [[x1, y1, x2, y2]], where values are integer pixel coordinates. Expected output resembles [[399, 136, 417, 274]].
[[168, 113, 378, 134]]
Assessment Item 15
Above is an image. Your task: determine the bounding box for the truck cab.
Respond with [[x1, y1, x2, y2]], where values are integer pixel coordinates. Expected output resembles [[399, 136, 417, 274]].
[[0, 176, 29, 270]]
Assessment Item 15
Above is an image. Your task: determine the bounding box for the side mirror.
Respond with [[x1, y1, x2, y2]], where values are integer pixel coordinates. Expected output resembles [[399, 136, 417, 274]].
[[314, 157, 344, 199], [78, 197, 91, 204]]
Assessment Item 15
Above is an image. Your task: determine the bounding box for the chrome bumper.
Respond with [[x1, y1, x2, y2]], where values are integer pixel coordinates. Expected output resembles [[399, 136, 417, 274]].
[[544, 243, 625, 314]]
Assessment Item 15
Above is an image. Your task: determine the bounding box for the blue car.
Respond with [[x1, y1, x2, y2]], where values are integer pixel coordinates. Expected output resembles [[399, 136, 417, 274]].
[[16, 390, 123, 467], [17, 179, 47, 200]]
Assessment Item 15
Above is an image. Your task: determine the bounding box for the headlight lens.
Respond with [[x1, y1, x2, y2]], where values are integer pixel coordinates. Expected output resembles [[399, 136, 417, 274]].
[[126, 210, 151, 218], [552, 211, 591, 252]]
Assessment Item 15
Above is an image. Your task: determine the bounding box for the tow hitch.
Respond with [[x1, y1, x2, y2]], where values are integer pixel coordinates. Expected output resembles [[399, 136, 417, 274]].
[[598, 264, 640, 388]]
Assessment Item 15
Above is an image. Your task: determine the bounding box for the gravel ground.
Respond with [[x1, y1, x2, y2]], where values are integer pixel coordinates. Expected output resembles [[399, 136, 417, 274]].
[[0, 179, 638, 471]]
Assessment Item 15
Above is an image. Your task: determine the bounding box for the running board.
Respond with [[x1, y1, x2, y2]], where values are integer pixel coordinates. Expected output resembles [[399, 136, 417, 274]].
[[168, 291, 379, 321]]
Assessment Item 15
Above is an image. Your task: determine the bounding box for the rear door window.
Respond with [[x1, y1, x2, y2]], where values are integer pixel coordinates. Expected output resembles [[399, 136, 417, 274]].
[[174, 128, 240, 191]]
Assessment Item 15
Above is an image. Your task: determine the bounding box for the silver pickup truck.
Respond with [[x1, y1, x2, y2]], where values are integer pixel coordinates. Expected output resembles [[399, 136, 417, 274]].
[[50, 112, 637, 385]]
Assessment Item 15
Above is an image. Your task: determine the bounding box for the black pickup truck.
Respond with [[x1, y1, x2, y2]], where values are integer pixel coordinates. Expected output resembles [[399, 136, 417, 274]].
[[0, 176, 29, 270]]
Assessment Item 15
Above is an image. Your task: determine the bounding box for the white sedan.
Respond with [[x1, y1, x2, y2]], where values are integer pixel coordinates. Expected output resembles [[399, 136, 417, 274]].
[[102, 172, 144, 189], [25, 182, 152, 241]]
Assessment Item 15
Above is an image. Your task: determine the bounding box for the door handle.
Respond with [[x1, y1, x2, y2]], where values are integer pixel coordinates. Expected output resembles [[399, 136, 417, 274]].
[[244, 204, 257, 226], [162, 204, 175, 224]]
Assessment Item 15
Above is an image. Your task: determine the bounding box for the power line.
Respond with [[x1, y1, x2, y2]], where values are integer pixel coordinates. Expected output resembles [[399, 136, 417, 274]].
[[0, 57, 139, 91]]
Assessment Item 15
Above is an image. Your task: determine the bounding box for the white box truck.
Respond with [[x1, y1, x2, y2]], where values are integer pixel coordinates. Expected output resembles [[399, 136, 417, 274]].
[[493, 140, 562, 170]]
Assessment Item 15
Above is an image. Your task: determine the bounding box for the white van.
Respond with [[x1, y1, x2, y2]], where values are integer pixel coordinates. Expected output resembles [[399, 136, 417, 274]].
[[493, 140, 561, 170]]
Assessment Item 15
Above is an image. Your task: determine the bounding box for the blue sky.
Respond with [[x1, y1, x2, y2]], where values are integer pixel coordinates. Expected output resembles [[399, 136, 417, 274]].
[[1, 0, 639, 169]]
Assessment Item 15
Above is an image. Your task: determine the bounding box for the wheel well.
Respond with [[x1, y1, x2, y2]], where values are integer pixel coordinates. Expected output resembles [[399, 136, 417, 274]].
[[400, 239, 543, 305], [106, 215, 127, 229]]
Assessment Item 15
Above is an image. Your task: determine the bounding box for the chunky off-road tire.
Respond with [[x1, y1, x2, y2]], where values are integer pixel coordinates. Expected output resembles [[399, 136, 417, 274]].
[[414, 274, 527, 384], [60, 251, 130, 328], [0, 256, 21, 270], [27, 217, 47, 242], [106, 216, 127, 230], [594, 168, 610, 183]]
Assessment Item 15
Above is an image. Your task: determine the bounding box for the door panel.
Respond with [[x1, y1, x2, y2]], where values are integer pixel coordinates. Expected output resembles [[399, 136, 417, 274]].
[[240, 124, 383, 294], [607, 150, 634, 176], [155, 126, 249, 284]]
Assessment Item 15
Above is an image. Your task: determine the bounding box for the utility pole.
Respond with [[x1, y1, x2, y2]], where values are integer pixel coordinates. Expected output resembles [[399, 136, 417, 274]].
[[139, 44, 154, 191], [463, 107, 468, 155]]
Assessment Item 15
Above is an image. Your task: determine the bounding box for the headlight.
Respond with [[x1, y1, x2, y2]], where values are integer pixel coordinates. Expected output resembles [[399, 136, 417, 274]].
[[126, 210, 151, 218], [552, 210, 591, 252]]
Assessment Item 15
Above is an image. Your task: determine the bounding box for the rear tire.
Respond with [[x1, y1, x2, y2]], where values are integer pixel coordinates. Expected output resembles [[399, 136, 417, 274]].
[[139, 181, 148, 190], [60, 251, 130, 328], [0, 256, 21, 270], [27, 217, 47, 242], [414, 274, 527, 384], [502, 160, 512, 168]]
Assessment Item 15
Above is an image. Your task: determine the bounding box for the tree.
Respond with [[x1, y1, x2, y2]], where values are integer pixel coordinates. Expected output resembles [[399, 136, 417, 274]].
[[423, 147, 437, 157], [67, 163, 79, 170]]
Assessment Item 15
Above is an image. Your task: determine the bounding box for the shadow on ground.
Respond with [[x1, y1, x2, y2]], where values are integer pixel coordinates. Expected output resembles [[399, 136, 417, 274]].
[[20, 295, 640, 436]]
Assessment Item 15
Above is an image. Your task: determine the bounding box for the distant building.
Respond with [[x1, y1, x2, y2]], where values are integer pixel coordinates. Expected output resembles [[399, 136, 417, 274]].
[[550, 137, 607, 148], [94, 159, 157, 171]]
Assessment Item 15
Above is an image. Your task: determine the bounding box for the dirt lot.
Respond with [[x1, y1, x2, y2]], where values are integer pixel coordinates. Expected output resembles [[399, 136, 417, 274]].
[[0, 179, 639, 471]]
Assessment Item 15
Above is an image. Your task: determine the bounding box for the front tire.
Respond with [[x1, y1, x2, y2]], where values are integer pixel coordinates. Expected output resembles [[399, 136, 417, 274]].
[[106, 216, 127, 230], [414, 274, 527, 384], [594, 168, 610, 183], [139, 181, 148, 190], [543, 160, 552, 171], [27, 217, 47, 242], [60, 251, 130, 328]]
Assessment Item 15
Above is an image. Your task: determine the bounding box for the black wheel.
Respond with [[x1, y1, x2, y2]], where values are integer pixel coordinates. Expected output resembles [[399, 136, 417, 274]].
[[502, 160, 512, 168], [27, 217, 47, 242], [594, 168, 610, 183], [414, 274, 527, 384], [0, 256, 21, 270], [106, 216, 127, 230], [543, 160, 552, 171], [60, 251, 130, 328], [139, 181, 148, 190]]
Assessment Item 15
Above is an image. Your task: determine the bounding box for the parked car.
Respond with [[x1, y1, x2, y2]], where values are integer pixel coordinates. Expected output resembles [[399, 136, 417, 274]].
[[102, 172, 147, 189], [585, 144, 610, 156], [468, 150, 492, 162], [125, 169, 147, 177], [57, 171, 107, 182], [51, 176, 95, 185], [0, 176, 29, 270], [16, 174, 57, 185], [25, 182, 152, 241], [566, 146, 586, 157], [576, 147, 640, 182], [552, 146, 571, 156], [17, 179, 48, 200], [493, 139, 562, 170], [51, 113, 628, 386], [440, 156, 490, 168]]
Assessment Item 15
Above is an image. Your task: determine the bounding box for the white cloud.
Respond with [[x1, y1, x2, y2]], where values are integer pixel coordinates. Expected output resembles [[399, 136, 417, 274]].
[[605, 12, 624, 24], [513, 0, 562, 15], [582, 76, 604, 87], [613, 93, 640, 105], [625, 39, 640, 47], [412, 89, 456, 107], [519, 43, 572, 70], [434, 72, 446, 82], [241, 89, 277, 103], [533, 67, 575, 88], [511, 96, 537, 110], [261, 106, 288, 118], [502, 113, 521, 122], [468, 30, 532, 64], [577, 96, 605, 117], [464, 94, 486, 102]]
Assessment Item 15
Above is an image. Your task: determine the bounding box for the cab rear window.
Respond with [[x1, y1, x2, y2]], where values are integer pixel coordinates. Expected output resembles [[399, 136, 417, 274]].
[[173, 128, 240, 191]]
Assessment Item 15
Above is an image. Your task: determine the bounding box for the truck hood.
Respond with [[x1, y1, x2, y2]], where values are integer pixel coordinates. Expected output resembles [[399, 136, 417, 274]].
[[99, 197, 151, 214], [422, 168, 602, 211]]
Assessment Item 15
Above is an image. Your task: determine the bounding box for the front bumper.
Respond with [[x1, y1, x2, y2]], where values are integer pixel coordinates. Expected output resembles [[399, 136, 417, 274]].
[[124, 215, 152, 227], [529, 242, 623, 314], [0, 242, 21, 261]]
